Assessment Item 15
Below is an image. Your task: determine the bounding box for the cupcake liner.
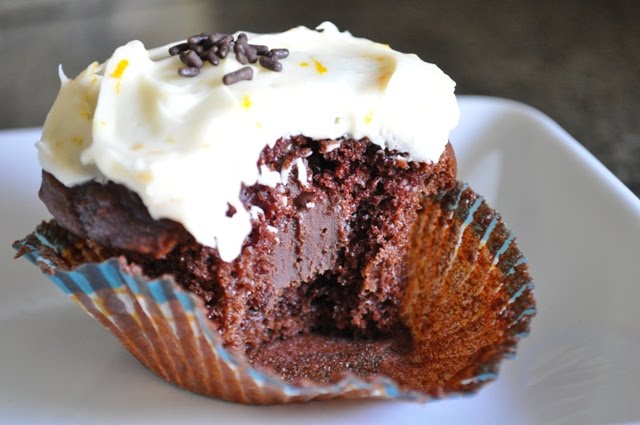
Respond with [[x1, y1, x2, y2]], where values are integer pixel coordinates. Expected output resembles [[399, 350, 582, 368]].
[[14, 181, 534, 405]]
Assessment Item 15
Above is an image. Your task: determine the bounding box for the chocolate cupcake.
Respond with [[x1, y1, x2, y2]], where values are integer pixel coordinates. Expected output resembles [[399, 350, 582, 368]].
[[14, 22, 534, 404]]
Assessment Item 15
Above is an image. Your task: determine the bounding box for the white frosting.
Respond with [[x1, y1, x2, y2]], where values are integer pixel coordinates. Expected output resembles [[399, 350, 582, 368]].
[[295, 158, 309, 187], [37, 22, 459, 262]]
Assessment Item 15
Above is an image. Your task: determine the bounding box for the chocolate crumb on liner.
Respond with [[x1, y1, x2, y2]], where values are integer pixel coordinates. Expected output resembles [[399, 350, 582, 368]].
[[14, 182, 535, 405]]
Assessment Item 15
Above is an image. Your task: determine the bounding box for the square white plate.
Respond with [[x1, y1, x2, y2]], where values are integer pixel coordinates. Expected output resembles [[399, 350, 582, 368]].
[[1, 96, 639, 425]]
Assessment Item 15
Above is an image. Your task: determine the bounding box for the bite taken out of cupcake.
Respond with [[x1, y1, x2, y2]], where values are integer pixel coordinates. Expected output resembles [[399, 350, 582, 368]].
[[14, 22, 534, 404]]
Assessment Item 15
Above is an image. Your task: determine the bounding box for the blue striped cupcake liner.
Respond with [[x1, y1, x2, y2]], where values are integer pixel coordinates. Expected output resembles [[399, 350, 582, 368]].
[[14, 181, 534, 404]]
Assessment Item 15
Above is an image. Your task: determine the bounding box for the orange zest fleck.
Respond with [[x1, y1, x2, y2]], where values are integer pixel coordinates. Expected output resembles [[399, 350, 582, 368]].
[[80, 109, 93, 120], [136, 171, 153, 183], [377, 73, 392, 89], [110, 59, 130, 79], [242, 95, 252, 110], [311, 58, 328, 75], [80, 94, 94, 119], [299, 61, 309, 67], [111, 59, 129, 94], [364, 112, 373, 124]]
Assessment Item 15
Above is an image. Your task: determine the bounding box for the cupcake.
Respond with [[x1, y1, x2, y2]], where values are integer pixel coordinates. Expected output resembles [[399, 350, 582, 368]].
[[14, 22, 534, 404]]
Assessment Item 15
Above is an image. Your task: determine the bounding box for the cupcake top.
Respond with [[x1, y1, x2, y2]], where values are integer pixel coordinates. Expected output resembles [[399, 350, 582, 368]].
[[37, 22, 459, 262]]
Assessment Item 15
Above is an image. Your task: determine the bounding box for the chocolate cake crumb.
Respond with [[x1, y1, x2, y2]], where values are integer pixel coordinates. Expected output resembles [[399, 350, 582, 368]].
[[39, 136, 456, 355]]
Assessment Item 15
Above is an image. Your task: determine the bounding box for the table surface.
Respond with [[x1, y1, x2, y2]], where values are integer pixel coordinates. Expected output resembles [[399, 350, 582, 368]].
[[1, 0, 639, 196]]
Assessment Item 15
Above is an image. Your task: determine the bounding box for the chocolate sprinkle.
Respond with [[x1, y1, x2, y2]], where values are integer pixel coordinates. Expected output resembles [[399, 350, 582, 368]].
[[245, 46, 258, 63], [249, 44, 269, 55], [269, 48, 289, 59], [183, 50, 203, 68], [169, 31, 290, 84], [209, 33, 228, 43], [236, 52, 249, 65], [207, 49, 220, 65], [259, 55, 283, 72], [219, 34, 234, 45], [187, 33, 209, 45], [217, 42, 231, 59], [237, 33, 248, 43], [168, 42, 189, 56], [178, 66, 200, 77], [234, 41, 249, 64], [222, 66, 253, 85]]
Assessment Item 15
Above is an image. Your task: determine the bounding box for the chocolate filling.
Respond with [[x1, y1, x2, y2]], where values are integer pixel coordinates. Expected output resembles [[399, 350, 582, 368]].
[[39, 136, 456, 362]]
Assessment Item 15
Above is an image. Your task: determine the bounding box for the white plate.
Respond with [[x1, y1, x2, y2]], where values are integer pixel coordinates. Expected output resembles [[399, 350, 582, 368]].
[[1, 96, 639, 425]]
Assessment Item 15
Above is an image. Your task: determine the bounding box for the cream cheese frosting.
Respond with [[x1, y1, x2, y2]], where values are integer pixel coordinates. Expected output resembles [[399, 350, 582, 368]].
[[37, 22, 459, 262]]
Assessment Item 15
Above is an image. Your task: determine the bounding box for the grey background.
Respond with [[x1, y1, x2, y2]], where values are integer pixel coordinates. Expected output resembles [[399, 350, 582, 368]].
[[1, 0, 638, 195]]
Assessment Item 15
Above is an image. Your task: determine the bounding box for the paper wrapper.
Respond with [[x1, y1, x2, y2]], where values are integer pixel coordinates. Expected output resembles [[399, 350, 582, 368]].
[[14, 182, 534, 405]]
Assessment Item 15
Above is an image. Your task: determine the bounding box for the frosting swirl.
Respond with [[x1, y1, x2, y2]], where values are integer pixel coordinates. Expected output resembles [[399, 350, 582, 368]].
[[37, 22, 459, 261]]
